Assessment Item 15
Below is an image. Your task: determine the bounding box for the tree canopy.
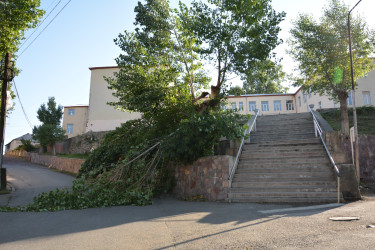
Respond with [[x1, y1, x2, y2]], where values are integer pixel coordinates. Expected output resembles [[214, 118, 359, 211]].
[[32, 97, 65, 151], [288, 0, 375, 135], [0, 0, 44, 58], [108, 0, 285, 114]]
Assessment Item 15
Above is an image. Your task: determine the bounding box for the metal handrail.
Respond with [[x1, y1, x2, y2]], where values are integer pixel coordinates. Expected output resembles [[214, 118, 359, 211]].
[[308, 106, 341, 203], [229, 109, 260, 189]]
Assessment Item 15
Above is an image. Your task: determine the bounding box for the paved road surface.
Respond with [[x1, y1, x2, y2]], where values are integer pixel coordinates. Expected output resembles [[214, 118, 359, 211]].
[[0, 156, 74, 207], [1, 157, 375, 249]]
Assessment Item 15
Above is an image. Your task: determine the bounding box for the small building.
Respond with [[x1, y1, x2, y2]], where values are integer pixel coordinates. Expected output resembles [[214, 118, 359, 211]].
[[86, 67, 141, 132], [5, 133, 36, 153], [62, 66, 375, 137], [62, 105, 89, 138]]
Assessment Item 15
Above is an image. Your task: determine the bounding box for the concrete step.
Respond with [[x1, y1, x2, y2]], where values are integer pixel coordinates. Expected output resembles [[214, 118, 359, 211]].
[[233, 176, 334, 182], [250, 135, 316, 141], [229, 197, 339, 203], [236, 167, 333, 174], [241, 151, 325, 159], [234, 172, 334, 180], [247, 138, 321, 145], [242, 144, 324, 153], [238, 162, 333, 169], [231, 181, 337, 188], [230, 186, 337, 193], [229, 191, 338, 199], [239, 155, 330, 163]]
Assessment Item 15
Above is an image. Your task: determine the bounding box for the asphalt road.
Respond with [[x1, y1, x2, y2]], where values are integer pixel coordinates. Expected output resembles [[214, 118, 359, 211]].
[[0, 156, 74, 207], [1, 157, 375, 249]]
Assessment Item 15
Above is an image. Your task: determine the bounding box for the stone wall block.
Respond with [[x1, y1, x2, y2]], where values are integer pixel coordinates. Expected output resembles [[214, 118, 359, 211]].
[[173, 155, 234, 202]]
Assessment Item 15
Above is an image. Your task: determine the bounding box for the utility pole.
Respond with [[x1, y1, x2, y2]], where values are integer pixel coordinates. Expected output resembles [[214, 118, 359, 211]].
[[348, 0, 363, 183], [0, 52, 11, 191]]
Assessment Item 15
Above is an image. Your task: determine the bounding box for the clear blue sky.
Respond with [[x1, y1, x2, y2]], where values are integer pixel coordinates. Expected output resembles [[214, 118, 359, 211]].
[[5, 0, 375, 145]]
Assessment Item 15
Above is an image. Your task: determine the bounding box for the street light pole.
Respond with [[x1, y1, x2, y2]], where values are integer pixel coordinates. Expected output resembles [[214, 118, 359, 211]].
[[0, 53, 11, 191], [348, 0, 363, 183]]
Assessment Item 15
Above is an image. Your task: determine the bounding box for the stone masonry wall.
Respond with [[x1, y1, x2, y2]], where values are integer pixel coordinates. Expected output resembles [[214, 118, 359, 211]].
[[29, 153, 84, 174], [54, 131, 108, 155], [325, 132, 375, 182], [173, 155, 234, 202]]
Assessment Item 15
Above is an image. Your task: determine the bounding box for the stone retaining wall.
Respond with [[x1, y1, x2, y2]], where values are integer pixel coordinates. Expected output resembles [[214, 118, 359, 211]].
[[5, 149, 28, 158], [29, 153, 84, 174], [325, 132, 375, 182], [173, 155, 234, 202]]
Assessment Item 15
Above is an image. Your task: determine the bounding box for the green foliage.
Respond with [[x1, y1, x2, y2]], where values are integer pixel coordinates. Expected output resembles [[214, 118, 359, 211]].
[[36, 97, 63, 126], [32, 97, 65, 147], [288, 0, 375, 135], [0, 0, 44, 57], [32, 124, 65, 147], [0, 1, 44, 111], [108, 0, 284, 113], [242, 59, 288, 94], [58, 154, 89, 159], [163, 111, 245, 163], [20, 139, 36, 152], [320, 107, 375, 135]]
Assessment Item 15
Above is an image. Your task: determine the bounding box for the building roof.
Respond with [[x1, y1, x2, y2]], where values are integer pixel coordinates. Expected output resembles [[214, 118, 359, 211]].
[[64, 105, 88, 108], [5, 133, 35, 147], [89, 66, 119, 70]]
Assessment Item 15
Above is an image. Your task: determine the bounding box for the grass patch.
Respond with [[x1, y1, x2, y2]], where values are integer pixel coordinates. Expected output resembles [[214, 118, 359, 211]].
[[320, 106, 375, 135], [58, 154, 89, 159]]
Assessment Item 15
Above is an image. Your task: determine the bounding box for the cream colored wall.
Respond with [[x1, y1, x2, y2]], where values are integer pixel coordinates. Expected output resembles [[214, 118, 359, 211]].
[[62, 106, 88, 138], [225, 95, 296, 115], [294, 69, 375, 111], [87, 67, 141, 132], [355, 70, 375, 107], [295, 90, 336, 112]]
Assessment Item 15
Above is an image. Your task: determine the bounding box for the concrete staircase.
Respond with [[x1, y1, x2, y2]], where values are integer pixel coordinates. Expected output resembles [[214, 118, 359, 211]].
[[229, 113, 339, 203]]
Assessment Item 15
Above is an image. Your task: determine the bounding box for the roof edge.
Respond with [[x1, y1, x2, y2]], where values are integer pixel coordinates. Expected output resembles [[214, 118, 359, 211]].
[[89, 66, 119, 70]]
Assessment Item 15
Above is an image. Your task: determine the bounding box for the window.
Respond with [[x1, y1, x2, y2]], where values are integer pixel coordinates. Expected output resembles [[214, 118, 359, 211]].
[[347, 92, 353, 106], [68, 109, 75, 116], [239, 102, 244, 111], [261, 101, 269, 112], [274, 100, 282, 111], [303, 94, 306, 103], [231, 102, 237, 110], [220, 103, 227, 110], [318, 101, 322, 109], [363, 91, 371, 105], [298, 96, 301, 107], [249, 101, 256, 112], [286, 100, 294, 111], [67, 124, 74, 135]]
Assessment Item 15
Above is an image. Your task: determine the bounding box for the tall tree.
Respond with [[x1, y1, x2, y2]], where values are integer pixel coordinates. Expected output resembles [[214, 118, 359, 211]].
[[32, 97, 65, 154], [0, 0, 44, 58], [289, 0, 375, 136], [182, 0, 285, 111], [0, 0, 44, 109], [242, 59, 288, 94], [108, 0, 285, 116]]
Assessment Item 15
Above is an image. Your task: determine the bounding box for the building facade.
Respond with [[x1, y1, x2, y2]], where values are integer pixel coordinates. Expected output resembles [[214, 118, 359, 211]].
[[62, 67, 375, 137], [62, 105, 89, 138]]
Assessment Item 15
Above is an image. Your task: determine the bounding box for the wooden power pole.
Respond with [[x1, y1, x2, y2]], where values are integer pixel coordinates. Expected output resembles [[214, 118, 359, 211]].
[[0, 52, 11, 191]]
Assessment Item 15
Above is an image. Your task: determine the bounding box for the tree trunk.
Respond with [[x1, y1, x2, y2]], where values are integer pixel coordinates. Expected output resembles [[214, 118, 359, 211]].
[[338, 95, 350, 137]]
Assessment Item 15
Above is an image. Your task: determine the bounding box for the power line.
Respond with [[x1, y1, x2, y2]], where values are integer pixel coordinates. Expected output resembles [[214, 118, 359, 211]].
[[18, 0, 73, 58], [12, 79, 34, 129], [19, 0, 63, 50]]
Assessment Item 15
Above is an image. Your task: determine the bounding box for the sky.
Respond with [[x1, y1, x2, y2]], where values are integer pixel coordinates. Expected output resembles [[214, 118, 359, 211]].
[[5, 0, 375, 145]]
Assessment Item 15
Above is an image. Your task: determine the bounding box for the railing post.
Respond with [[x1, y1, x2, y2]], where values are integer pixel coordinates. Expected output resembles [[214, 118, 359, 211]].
[[337, 176, 341, 204]]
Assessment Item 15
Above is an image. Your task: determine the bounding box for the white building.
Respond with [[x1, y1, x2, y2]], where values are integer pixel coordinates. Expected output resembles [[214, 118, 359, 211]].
[[62, 67, 375, 136]]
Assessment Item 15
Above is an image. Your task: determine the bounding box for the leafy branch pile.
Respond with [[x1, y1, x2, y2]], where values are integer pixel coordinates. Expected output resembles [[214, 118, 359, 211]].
[[1, 0, 284, 211]]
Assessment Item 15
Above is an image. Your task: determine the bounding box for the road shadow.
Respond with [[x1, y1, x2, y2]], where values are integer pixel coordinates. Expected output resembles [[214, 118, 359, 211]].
[[0, 196, 346, 246]]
